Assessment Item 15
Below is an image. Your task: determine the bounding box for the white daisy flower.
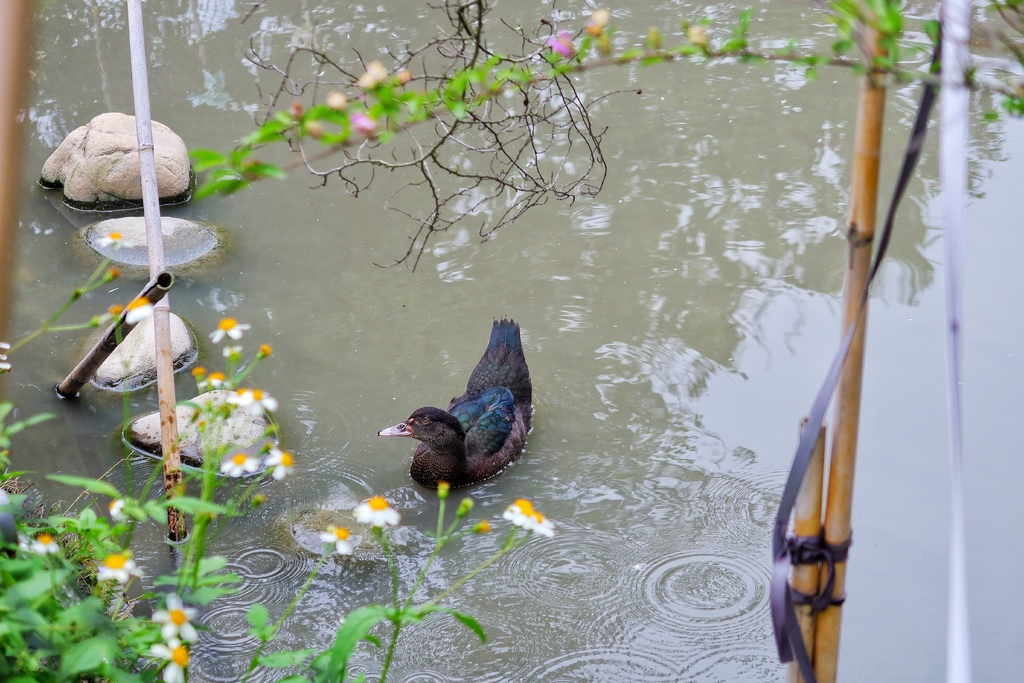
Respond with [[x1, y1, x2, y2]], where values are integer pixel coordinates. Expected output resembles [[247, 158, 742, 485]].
[[320, 526, 354, 555], [153, 594, 199, 643], [27, 532, 60, 555], [125, 297, 154, 325], [0, 341, 10, 372], [150, 639, 189, 683], [353, 496, 401, 528], [97, 553, 143, 584], [222, 345, 243, 359], [265, 448, 294, 480], [96, 231, 133, 249], [209, 318, 250, 343], [228, 388, 278, 416], [108, 499, 126, 522], [503, 498, 555, 537], [220, 452, 260, 477]]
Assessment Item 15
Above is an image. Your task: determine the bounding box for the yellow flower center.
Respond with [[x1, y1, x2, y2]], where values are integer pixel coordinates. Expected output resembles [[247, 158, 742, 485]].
[[170, 608, 188, 626], [280, 451, 294, 466], [513, 498, 534, 515], [191, 366, 206, 377], [259, 344, 273, 356], [127, 297, 149, 311], [218, 318, 237, 331], [208, 372, 226, 383], [37, 533, 54, 544], [108, 304, 125, 315], [477, 520, 492, 533], [368, 496, 389, 511], [171, 644, 189, 667], [251, 389, 264, 400], [108, 231, 123, 240], [231, 453, 248, 465], [105, 554, 127, 569], [331, 526, 350, 540], [108, 500, 120, 511]]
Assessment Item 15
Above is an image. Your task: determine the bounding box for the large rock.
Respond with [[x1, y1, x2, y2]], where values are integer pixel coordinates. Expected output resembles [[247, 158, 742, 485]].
[[41, 113, 191, 209], [126, 391, 278, 469], [92, 312, 197, 392]]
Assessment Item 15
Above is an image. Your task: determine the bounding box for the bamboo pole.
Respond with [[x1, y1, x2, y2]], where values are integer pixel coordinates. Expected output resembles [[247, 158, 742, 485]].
[[789, 422, 826, 683], [125, 0, 185, 542], [56, 272, 173, 397], [812, 29, 887, 683], [0, 2, 34, 381]]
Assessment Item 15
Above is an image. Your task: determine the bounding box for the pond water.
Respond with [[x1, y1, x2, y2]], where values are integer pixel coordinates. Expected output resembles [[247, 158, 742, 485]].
[[5, 1, 1024, 681]]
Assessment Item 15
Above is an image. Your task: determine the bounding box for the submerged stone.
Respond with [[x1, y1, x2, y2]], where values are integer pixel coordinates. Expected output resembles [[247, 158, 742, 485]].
[[92, 312, 197, 392], [82, 217, 223, 270], [40, 112, 191, 209], [126, 390, 277, 469]]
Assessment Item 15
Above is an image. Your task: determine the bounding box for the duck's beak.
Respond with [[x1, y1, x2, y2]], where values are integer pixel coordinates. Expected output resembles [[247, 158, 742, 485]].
[[378, 421, 413, 437]]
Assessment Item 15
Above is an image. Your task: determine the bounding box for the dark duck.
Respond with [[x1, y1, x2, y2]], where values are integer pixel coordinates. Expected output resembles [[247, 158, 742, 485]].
[[378, 318, 533, 489]]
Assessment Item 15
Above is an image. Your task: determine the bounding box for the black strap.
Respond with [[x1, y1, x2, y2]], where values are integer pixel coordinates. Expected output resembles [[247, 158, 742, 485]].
[[770, 50, 940, 682]]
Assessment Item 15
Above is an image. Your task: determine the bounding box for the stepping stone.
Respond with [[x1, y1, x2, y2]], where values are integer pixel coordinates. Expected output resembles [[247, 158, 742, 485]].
[[92, 312, 197, 392], [82, 216, 224, 271], [126, 390, 277, 469]]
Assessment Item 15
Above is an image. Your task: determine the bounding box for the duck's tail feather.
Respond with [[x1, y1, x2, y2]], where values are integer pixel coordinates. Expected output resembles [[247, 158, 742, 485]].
[[466, 318, 533, 407]]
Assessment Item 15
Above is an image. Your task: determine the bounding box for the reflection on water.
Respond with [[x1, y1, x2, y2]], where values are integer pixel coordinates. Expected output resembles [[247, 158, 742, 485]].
[[7, 1, 1024, 682]]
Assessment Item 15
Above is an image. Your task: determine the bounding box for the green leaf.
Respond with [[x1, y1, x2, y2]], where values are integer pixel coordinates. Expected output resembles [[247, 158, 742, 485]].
[[444, 609, 486, 642], [59, 636, 120, 676], [259, 649, 318, 668], [190, 148, 228, 172], [315, 605, 388, 680], [446, 99, 468, 119], [247, 603, 269, 628], [164, 497, 229, 515], [9, 567, 71, 602], [46, 474, 120, 499], [244, 162, 287, 180]]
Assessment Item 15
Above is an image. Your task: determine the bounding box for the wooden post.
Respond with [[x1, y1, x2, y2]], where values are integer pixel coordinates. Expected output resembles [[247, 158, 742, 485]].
[[126, 0, 185, 542], [0, 2, 34, 374], [812, 29, 887, 683], [789, 423, 825, 683]]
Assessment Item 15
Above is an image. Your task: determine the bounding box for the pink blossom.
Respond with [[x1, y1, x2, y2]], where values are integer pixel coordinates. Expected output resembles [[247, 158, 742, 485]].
[[351, 112, 377, 135], [547, 31, 576, 59]]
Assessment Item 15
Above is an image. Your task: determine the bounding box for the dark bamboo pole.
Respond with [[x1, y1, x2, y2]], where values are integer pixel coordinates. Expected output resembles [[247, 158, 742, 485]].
[[56, 272, 173, 397], [126, 0, 185, 542], [812, 28, 887, 683], [789, 423, 825, 683]]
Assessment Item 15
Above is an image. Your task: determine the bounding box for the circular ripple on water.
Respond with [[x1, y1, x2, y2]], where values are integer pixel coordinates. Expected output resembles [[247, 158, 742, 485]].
[[225, 547, 314, 607], [494, 521, 639, 615], [192, 601, 259, 682], [524, 646, 678, 682], [637, 549, 768, 640], [679, 646, 783, 681]]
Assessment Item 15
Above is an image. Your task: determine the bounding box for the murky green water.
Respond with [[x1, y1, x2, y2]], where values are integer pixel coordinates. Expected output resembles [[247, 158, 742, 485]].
[[5, 1, 1024, 681]]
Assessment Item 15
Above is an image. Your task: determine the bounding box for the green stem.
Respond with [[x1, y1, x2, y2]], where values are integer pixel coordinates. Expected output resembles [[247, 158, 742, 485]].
[[379, 528, 400, 609], [428, 530, 526, 606], [8, 259, 112, 353], [379, 622, 401, 683]]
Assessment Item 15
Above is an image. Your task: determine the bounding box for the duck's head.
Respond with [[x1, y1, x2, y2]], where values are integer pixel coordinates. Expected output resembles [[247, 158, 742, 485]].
[[378, 407, 467, 456]]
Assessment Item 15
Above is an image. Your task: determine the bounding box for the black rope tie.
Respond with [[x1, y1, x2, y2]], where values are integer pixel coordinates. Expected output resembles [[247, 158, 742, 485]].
[[787, 533, 852, 613]]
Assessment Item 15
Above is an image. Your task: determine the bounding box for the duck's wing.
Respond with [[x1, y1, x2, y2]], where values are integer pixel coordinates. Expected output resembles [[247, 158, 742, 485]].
[[449, 386, 516, 457], [465, 318, 533, 406]]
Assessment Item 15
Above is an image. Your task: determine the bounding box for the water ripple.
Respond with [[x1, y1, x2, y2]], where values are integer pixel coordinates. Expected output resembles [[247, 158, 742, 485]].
[[524, 646, 678, 682]]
